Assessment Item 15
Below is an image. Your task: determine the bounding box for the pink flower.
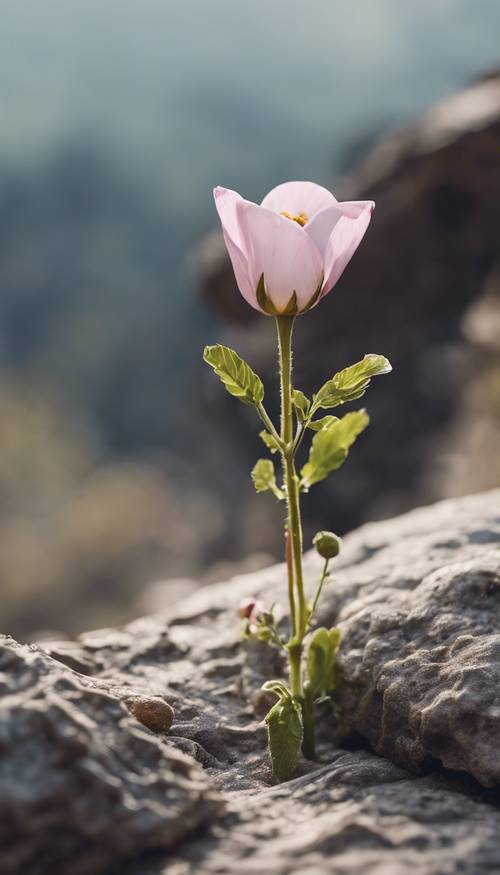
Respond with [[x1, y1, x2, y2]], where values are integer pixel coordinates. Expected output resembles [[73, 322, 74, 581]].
[[214, 181, 374, 316], [239, 597, 260, 619]]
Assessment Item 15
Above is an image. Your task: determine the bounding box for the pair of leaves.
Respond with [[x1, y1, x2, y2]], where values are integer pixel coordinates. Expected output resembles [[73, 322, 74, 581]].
[[251, 459, 284, 500], [203, 344, 264, 406], [306, 627, 341, 699], [300, 410, 369, 489], [313, 354, 391, 411], [263, 681, 303, 782]]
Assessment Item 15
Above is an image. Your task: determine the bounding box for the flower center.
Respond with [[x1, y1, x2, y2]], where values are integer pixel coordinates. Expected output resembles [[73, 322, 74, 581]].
[[280, 210, 309, 227]]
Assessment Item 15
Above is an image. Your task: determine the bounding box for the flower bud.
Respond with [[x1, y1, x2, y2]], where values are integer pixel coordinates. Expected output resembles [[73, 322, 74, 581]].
[[313, 531, 342, 560], [239, 597, 258, 619]]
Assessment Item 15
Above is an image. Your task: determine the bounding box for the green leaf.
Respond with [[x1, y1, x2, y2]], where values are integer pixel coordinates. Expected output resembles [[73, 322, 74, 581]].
[[307, 627, 330, 697], [306, 626, 341, 697], [265, 691, 303, 782], [259, 430, 281, 454], [313, 354, 391, 410], [300, 410, 369, 489], [251, 459, 284, 500], [203, 344, 264, 406], [307, 415, 338, 432], [292, 389, 311, 423]]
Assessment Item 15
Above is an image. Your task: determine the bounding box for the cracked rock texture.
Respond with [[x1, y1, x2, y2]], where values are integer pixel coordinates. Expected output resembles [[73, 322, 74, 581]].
[[0, 638, 221, 875], [3, 490, 500, 873]]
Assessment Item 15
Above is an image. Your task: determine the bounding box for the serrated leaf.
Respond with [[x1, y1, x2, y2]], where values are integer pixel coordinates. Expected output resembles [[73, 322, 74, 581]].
[[265, 693, 303, 782], [300, 410, 369, 488], [203, 344, 264, 406], [292, 389, 311, 423], [251, 459, 284, 500], [307, 415, 339, 432], [313, 354, 391, 410], [259, 430, 281, 453]]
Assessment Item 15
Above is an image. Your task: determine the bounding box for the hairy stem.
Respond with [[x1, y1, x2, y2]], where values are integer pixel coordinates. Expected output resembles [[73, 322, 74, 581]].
[[276, 315, 307, 700]]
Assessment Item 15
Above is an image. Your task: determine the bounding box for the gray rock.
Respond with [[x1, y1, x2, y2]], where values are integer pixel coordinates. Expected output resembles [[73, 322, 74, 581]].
[[18, 490, 500, 872], [159, 752, 500, 875], [321, 490, 500, 787], [0, 636, 221, 875], [195, 70, 500, 554]]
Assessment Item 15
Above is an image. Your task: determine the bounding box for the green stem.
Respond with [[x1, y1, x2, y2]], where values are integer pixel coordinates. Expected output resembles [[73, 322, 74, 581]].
[[309, 559, 330, 622], [276, 315, 307, 698], [257, 402, 284, 449], [302, 691, 316, 759]]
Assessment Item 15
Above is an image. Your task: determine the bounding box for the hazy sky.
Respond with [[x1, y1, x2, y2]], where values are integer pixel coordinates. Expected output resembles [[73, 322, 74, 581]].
[[1, 0, 499, 219]]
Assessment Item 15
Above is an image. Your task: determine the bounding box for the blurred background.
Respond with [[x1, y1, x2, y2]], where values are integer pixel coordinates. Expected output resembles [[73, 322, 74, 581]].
[[1, 0, 499, 640]]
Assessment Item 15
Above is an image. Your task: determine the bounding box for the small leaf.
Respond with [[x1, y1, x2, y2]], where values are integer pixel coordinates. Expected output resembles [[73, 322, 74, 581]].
[[259, 430, 281, 454], [306, 626, 341, 697], [300, 410, 369, 489], [251, 459, 284, 500], [307, 415, 338, 432], [292, 389, 311, 423], [307, 627, 331, 697], [313, 354, 391, 410], [265, 692, 303, 782], [203, 344, 264, 406]]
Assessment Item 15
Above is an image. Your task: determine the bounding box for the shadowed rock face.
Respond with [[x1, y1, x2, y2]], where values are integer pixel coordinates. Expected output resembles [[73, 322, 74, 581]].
[[3, 490, 500, 873], [0, 638, 221, 875], [196, 73, 500, 547]]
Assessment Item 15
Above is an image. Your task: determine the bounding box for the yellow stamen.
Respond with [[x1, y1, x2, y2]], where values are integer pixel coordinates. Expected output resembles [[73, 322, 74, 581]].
[[280, 210, 309, 227]]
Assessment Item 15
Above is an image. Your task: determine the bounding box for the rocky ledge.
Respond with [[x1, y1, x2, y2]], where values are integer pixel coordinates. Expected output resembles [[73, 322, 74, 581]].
[[1, 489, 499, 873]]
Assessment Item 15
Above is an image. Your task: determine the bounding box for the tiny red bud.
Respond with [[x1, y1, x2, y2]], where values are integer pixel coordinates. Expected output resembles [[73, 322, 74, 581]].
[[239, 597, 258, 619]]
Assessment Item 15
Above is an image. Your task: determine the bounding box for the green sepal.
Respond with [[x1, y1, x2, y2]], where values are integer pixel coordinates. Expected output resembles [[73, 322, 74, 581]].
[[313, 354, 392, 410], [264, 686, 303, 783], [300, 274, 324, 313], [292, 389, 311, 423], [300, 410, 369, 490], [251, 459, 285, 500], [256, 273, 278, 315], [281, 290, 298, 316], [203, 344, 264, 406], [259, 430, 281, 454], [256, 273, 300, 316]]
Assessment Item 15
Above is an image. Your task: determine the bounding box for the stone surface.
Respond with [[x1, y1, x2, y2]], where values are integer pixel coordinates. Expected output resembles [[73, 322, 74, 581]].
[[0, 637, 221, 875], [6, 490, 500, 873], [195, 71, 500, 554], [155, 753, 500, 875]]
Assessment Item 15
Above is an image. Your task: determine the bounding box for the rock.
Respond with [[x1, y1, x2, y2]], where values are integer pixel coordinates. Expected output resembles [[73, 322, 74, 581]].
[[124, 695, 175, 733], [12, 490, 500, 872], [322, 491, 500, 787], [159, 752, 500, 875], [195, 71, 500, 549], [0, 636, 221, 875]]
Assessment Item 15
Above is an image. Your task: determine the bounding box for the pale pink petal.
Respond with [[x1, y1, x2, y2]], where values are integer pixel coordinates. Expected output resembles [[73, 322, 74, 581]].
[[213, 186, 259, 310], [237, 201, 323, 312], [322, 201, 375, 296], [261, 181, 336, 220], [303, 204, 345, 258]]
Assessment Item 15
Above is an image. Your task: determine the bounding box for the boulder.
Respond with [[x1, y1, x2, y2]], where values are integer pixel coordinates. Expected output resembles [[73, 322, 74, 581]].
[[4, 490, 500, 873], [0, 637, 221, 875], [196, 72, 500, 547]]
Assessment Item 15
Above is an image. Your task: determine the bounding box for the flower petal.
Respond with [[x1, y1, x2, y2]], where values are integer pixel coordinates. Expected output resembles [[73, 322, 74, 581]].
[[261, 181, 337, 220], [322, 201, 375, 296], [236, 202, 324, 313], [303, 204, 346, 258], [213, 186, 259, 310]]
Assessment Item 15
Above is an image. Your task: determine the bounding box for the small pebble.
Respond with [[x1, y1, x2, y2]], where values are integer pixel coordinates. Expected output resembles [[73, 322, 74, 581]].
[[124, 695, 174, 733]]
